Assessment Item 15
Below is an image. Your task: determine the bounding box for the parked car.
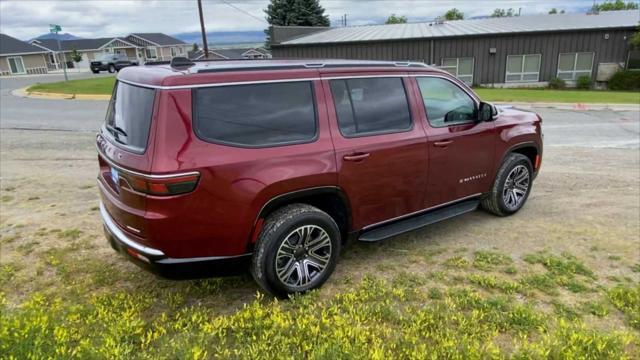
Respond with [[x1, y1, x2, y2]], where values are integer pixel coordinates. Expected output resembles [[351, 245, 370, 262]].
[[96, 59, 543, 297], [90, 53, 138, 73]]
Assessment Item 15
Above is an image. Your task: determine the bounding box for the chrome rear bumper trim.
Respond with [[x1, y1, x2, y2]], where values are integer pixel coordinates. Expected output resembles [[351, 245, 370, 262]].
[[100, 202, 165, 257]]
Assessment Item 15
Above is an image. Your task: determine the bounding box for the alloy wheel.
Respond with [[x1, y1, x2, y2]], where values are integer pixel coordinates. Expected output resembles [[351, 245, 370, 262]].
[[502, 164, 530, 210], [275, 225, 332, 289]]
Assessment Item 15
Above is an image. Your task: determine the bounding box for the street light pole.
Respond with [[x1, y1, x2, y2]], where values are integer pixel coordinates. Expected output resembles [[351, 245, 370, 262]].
[[197, 0, 209, 59]]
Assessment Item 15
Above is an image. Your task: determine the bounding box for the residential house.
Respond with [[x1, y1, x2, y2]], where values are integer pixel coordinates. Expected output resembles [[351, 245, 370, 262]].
[[30, 37, 139, 70], [190, 47, 271, 60], [0, 33, 49, 76], [29, 33, 189, 71], [125, 33, 190, 61]]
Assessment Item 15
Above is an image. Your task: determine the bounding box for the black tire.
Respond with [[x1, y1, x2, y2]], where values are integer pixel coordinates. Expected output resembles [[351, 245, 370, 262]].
[[108, 65, 116, 73], [481, 153, 533, 216], [251, 204, 341, 298]]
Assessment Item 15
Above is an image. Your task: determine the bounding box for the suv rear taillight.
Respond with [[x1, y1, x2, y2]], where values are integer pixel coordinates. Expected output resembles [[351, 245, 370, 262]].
[[120, 172, 200, 196]]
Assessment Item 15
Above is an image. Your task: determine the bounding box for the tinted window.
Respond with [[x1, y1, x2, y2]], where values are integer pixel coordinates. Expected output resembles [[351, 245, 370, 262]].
[[416, 77, 476, 127], [194, 82, 316, 147], [104, 81, 155, 153], [330, 77, 411, 137]]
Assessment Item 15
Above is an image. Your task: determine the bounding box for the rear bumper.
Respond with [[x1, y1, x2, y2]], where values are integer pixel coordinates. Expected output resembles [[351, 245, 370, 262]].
[[100, 202, 251, 279]]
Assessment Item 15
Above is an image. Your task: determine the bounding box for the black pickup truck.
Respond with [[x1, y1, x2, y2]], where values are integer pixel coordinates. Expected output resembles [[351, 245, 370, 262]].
[[90, 53, 138, 74]]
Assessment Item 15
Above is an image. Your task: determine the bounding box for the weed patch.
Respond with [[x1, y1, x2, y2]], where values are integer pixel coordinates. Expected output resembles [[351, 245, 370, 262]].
[[608, 284, 640, 329], [473, 250, 513, 271]]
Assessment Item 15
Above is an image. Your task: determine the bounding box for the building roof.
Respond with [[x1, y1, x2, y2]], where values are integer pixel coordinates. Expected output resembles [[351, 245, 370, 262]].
[[130, 33, 186, 46], [190, 47, 270, 60], [280, 10, 640, 45], [32, 37, 117, 51], [0, 33, 48, 56]]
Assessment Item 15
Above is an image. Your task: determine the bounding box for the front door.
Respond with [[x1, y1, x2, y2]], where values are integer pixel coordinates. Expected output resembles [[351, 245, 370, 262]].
[[322, 75, 429, 230], [413, 76, 496, 207]]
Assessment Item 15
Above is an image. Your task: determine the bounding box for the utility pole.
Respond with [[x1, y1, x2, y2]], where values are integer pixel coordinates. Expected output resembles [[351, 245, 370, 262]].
[[50, 24, 68, 81], [197, 0, 209, 59]]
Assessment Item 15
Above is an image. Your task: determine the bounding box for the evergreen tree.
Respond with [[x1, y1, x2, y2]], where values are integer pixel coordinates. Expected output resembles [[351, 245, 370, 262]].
[[264, 0, 330, 47]]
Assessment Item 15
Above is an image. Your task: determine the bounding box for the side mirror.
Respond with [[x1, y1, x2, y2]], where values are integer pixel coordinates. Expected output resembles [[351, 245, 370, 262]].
[[477, 102, 494, 122]]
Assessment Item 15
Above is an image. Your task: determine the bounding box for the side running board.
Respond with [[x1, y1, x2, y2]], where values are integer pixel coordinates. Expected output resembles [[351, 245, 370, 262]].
[[358, 199, 480, 242]]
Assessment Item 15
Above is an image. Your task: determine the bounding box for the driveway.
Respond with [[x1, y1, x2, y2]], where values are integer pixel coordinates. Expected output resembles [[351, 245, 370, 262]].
[[1, 74, 638, 148]]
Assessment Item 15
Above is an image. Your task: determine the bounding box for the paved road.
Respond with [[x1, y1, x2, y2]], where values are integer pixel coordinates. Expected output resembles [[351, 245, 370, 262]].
[[0, 74, 638, 148], [0, 72, 109, 132]]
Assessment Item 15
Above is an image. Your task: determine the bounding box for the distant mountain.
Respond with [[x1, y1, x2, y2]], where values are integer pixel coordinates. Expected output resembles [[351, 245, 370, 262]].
[[173, 31, 265, 45], [30, 33, 82, 41]]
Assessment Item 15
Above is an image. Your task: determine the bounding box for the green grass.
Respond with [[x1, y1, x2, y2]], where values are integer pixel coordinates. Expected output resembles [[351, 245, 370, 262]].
[[474, 87, 639, 104], [2, 277, 637, 359], [27, 76, 116, 95]]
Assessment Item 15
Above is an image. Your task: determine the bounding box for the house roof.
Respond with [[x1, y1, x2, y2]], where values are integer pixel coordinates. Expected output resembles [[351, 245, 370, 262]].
[[279, 10, 640, 45], [130, 33, 186, 46], [32, 37, 118, 51], [0, 33, 48, 56], [192, 47, 271, 59]]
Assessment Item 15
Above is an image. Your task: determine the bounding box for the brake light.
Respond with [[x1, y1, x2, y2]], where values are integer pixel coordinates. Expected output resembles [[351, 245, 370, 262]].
[[119, 172, 200, 196]]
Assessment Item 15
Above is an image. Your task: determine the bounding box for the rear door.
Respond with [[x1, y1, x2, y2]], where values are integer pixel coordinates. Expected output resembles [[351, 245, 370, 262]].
[[322, 74, 428, 230], [412, 75, 496, 207]]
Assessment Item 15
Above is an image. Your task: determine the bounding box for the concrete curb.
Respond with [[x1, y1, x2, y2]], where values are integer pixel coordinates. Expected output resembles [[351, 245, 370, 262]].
[[12, 86, 111, 101]]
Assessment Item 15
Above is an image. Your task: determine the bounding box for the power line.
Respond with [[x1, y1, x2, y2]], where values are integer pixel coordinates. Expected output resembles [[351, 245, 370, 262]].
[[219, 0, 268, 24]]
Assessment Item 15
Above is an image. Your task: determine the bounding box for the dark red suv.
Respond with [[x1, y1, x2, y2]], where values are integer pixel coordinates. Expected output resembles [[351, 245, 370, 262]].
[[97, 59, 542, 296]]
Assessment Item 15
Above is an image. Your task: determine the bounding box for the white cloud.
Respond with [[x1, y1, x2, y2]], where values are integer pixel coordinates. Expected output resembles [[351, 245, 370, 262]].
[[0, 0, 593, 40]]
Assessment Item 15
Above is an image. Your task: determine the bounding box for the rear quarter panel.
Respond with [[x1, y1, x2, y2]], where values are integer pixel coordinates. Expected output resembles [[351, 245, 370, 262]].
[[147, 81, 337, 258]]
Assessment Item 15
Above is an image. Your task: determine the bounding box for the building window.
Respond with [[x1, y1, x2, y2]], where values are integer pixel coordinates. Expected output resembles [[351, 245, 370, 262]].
[[7, 56, 26, 74], [171, 47, 177, 57], [440, 57, 474, 85], [557, 52, 594, 80], [178, 47, 184, 54], [145, 47, 157, 59], [627, 50, 640, 70], [506, 54, 541, 82]]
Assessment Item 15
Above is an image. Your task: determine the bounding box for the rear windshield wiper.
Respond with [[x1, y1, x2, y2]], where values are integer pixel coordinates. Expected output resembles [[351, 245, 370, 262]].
[[106, 124, 128, 139]]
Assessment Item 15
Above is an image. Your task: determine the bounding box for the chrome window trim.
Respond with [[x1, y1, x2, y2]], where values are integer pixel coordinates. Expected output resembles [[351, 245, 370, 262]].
[[117, 73, 455, 91]]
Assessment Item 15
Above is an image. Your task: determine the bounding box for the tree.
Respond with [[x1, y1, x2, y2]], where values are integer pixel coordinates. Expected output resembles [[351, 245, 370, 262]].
[[443, 8, 464, 20], [548, 8, 565, 14], [491, 8, 518, 17], [385, 14, 407, 24], [70, 48, 82, 63], [591, 0, 638, 12], [264, 0, 330, 47], [192, 43, 199, 52], [631, 29, 640, 48]]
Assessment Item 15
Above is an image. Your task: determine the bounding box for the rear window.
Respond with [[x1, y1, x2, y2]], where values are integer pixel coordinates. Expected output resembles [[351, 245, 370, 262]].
[[104, 81, 155, 153], [193, 82, 317, 147]]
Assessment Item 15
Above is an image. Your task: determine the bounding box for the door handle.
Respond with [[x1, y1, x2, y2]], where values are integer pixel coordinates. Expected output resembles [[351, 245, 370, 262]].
[[343, 152, 370, 162], [434, 140, 453, 147]]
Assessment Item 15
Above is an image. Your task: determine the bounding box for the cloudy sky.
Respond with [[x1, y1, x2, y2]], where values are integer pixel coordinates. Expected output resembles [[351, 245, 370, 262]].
[[1, 0, 597, 40]]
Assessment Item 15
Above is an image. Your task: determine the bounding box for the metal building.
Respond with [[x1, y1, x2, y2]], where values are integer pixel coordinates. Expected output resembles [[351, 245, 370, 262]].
[[270, 10, 639, 87]]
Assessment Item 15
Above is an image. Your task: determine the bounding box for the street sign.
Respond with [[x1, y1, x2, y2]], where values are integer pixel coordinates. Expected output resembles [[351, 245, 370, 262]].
[[49, 24, 62, 33]]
